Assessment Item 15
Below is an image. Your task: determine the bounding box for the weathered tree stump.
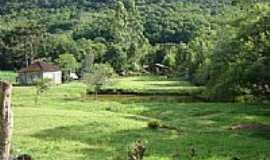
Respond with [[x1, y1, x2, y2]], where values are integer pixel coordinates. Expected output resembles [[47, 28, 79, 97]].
[[0, 82, 13, 160]]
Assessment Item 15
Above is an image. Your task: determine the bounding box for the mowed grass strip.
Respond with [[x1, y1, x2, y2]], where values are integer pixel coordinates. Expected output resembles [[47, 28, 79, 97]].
[[89, 76, 205, 96]]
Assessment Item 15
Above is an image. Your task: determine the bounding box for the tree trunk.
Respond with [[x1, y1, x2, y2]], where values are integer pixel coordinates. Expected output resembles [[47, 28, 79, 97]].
[[0, 82, 13, 160], [25, 54, 29, 67]]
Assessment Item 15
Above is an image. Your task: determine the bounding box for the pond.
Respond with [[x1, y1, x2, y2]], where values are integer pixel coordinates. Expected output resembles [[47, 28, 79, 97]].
[[85, 94, 206, 103]]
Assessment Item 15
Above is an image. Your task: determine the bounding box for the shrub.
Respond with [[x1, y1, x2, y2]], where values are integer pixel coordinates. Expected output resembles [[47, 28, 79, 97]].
[[34, 78, 51, 104], [84, 63, 115, 96], [147, 120, 160, 129], [128, 140, 146, 160], [127, 63, 141, 72]]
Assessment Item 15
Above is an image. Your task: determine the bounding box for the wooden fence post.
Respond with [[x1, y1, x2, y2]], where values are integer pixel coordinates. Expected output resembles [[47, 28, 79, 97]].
[[0, 82, 13, 160]]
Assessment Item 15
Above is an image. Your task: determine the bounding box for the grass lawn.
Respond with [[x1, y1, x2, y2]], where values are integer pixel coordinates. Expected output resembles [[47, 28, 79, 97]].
[[0, 71, 17, 83], [10, 76, 270, 160]]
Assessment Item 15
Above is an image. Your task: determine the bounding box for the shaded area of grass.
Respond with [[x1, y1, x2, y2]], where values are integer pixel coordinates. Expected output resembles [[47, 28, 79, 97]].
[[11, 81, 270, 160]]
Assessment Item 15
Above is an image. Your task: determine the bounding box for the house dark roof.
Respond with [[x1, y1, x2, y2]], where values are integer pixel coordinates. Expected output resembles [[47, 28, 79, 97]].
[[18, 62, 60, 73]]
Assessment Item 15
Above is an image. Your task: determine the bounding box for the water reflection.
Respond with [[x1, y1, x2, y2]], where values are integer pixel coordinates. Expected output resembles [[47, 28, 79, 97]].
[[85, 95, 204, 103]]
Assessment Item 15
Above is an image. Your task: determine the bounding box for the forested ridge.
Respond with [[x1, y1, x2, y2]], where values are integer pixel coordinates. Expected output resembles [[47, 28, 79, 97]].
[[0, 0, 269, 101]]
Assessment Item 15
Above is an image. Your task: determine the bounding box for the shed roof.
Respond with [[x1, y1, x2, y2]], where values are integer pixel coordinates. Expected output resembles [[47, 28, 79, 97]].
[[154, 63, 169, 69], [18, 61, 60, 73], [144, 63, 169, 69]]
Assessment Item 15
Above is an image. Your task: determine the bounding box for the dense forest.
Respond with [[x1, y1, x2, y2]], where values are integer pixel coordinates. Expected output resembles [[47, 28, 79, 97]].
[[0, 0, 269, 101]]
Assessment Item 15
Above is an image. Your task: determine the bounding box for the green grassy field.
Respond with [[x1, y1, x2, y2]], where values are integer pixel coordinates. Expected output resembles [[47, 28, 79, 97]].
[[0, 71, 17, 83], [9, 76, 270, 160]]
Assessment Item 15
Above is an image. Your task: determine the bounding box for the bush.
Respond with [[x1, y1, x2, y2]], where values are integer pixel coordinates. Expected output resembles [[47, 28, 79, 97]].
[[163, 52, 176, 68], [127, 63, 141, 72], [84, 63, 115, 96], [147, 120, 160, 129], [34, 78, 51, 104]]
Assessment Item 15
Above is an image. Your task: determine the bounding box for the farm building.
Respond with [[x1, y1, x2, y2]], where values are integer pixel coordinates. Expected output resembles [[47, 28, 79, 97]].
[[144, 63, 170, 75], [17, 61, 62, 85]]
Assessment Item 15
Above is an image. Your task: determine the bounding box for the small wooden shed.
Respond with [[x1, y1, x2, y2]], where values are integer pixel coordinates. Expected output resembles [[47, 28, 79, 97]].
[[144, 63, 170, 75], [17, 62, 62, 85]]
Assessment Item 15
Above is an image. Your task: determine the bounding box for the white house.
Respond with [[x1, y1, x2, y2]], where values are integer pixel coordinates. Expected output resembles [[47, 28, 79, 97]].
[[17, 61, 62, 85]]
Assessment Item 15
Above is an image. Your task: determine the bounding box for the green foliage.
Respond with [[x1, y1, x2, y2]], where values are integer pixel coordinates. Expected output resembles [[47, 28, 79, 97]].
[[81, 53, 95, 76], [128, 140, 146, 160], [56, 53, 80, 81], [34, 78, 51, 104], [127, 62, 141, 72], [0, 0, 269, 101], [143, 3, 206, 44], [0, 23, 48, 68], [147, 120, 160, 129], [104, 44, 127, 72], [175, 43, 192, 77], [162, 46, 177, 69], [84, 63, 114, 95], [35, 78, 51, 94], [204, 5, 270, 101]]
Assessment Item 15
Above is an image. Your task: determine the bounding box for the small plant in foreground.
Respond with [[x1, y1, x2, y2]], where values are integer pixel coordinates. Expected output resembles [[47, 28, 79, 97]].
[[34, 78, 51, 105], [128, 140, 146, 160], [188, 146, 197, 159]]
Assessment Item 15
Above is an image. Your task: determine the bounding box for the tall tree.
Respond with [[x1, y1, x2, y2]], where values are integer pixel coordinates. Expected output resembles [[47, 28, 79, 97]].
[[0, 23, 48, 67], [56, 53, 80, 81]]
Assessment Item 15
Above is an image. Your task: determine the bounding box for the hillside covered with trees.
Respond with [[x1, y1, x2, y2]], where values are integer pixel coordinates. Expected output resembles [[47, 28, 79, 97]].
[[0, 0, 269, 101]]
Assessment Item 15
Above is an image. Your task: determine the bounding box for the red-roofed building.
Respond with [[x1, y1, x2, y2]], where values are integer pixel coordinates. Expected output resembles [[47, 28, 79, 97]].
[[17, 61, 62, 85]]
